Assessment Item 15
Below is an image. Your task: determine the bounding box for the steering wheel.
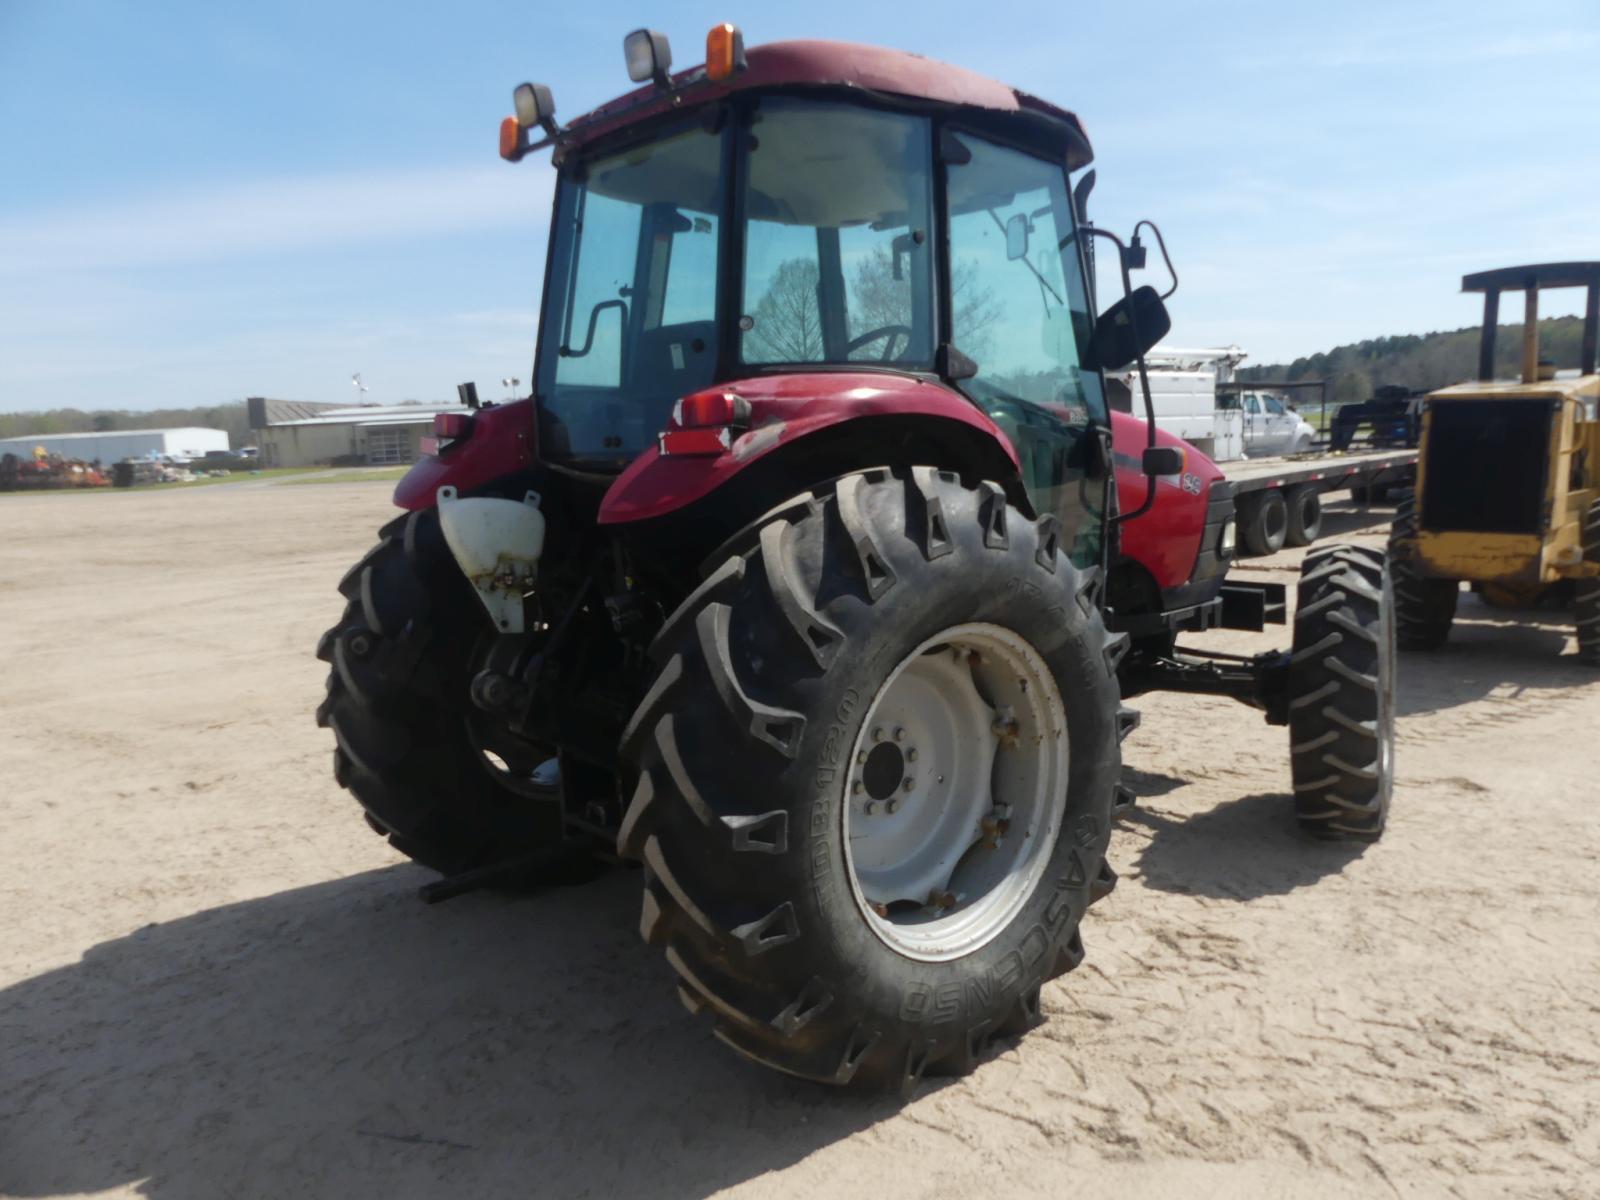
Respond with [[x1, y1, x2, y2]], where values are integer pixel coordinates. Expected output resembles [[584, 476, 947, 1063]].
[[845, 324, 915, 363]]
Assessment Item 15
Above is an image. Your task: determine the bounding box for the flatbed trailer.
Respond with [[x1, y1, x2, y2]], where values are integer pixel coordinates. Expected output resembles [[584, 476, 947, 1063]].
[[1223, 446, 1417, 556]]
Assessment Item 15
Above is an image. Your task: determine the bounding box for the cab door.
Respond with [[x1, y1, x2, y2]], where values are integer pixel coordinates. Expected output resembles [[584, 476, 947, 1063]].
[[942, 131, 1108, 568], [1241, 392, 1266, 455], [1242, 391, 1290, 456], [1261, 394, 1299, 452]]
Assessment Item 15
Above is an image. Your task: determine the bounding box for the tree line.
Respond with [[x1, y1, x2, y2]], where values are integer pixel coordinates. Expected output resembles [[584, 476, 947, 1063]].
[[0, 403, 254, 448], [1239, 316, 1589, 403]]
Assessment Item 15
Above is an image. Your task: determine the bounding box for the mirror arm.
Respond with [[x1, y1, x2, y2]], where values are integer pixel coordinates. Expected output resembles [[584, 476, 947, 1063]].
[[1133, 219, 1179, 301], [1087, 226, 1160, 525]]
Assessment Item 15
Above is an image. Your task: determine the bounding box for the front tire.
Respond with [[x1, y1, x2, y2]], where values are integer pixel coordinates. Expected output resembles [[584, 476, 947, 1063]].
[[1288, 544, 1395, 840], [315, 509, 567, 875], [617, 468, 1126, 1090]]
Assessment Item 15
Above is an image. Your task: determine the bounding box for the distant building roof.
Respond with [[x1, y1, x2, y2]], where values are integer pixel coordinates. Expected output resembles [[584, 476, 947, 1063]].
[[247, 397, 467, 429], [256, 403, 469, 430]]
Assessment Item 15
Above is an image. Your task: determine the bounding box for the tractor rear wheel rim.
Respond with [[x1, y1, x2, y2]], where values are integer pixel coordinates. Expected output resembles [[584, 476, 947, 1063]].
[[841, 622, 1069, 962]]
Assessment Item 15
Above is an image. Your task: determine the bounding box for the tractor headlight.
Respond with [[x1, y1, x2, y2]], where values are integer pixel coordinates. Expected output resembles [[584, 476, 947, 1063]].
[[1219, 515, 1237, 558], [512, 82, 554, 129], [624, 28, 672, 84]]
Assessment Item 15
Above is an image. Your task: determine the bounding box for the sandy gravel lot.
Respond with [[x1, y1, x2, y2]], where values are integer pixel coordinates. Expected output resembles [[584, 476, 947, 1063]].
[[3, 481, 1598, 1200]]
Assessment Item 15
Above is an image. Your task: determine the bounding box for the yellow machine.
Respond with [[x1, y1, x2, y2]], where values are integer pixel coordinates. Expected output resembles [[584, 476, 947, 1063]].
[[1388, 262, 1600, 661]]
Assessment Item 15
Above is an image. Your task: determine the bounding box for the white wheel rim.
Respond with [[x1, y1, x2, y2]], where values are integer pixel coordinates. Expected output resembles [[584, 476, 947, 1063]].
[[841, 623, 1070, 962]]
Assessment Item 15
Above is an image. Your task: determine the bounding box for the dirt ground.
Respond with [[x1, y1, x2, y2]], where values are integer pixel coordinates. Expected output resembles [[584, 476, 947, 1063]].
[[2, 481, 1597, 1200]]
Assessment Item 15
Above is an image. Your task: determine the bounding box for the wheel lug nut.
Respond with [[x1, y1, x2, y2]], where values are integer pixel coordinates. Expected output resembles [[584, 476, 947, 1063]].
[[901, 778, 914, 792], [893, 727, 906, 742], [887, 799, 900, 814], [906, 748, 918, 762], [856, 750, 868, 765], [872, 727, 885, 742], [851, 780, 863, 794], [863, 800, 878, 816]]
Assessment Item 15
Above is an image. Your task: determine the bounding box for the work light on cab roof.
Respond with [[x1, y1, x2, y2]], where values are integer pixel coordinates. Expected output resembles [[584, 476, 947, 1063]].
[[498, 23, 747, 162]]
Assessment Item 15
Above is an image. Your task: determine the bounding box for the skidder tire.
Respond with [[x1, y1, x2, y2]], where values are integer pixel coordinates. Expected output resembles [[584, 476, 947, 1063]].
[[1288, 543, 1395, 840], [618, 468, 1124, 1091], [1240, 490, 1288, 556], [1576, 499, 1600, 665], [1387, 496, 1457, 649], [1284, 484, 1323, 548], [316, 509, 569, 876]]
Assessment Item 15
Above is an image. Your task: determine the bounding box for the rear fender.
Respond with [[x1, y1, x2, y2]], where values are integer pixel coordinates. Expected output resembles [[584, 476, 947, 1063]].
[[393, 398, 537, 511], [598, 373, 1023, 526]]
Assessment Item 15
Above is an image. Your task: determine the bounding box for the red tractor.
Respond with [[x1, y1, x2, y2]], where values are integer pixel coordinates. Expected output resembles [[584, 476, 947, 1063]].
[[317, 29, 1395, 1092]]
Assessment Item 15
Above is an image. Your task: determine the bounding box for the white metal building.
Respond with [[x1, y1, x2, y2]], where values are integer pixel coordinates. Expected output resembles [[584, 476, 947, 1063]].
[[248, 398, 470, 468], [0, 427, 229, 463]]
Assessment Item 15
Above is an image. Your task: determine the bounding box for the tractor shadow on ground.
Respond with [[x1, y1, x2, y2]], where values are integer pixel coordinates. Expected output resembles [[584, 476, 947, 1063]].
[[1122, 792, 1368, 902], [0, 866, 903, 1200], [1395, 593, 1597, 717]]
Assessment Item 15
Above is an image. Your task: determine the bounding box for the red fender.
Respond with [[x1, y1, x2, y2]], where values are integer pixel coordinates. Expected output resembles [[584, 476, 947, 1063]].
[[598, 373, 1018, 525], [1111, 410, 1225, 591], [393, 398, 537, 510]]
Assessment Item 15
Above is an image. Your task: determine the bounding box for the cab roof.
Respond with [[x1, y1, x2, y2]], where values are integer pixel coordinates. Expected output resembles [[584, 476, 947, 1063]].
[[560, 39, 1093, 169]]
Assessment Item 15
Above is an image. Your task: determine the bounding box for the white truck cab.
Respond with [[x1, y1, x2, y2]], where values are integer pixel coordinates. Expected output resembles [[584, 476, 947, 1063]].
[[1232, 390, 1316, 457], [1109, 346, 1314, 462]]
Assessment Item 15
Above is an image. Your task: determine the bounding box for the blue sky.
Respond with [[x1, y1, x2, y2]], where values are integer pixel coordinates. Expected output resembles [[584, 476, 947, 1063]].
[[2, 0, 1597, 412]]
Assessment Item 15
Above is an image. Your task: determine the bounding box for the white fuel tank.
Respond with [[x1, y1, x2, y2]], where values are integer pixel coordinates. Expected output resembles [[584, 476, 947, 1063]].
[[436, 486, 545, 633]]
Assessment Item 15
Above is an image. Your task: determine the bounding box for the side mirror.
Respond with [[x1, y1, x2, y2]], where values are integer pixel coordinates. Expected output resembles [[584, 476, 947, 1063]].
[[1087, 285, 1172, 371], [1142, 445, 1184, 476], [1004, 213, 1029, 261]]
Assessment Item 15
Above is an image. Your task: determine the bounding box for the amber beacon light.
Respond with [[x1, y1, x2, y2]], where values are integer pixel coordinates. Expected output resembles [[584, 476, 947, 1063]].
[[705, 23, 746, 81]]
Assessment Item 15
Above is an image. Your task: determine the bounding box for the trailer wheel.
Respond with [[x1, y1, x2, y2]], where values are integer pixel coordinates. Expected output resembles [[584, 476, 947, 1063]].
[[1288, 543, 1395, 840], [315, 509, 575, 876], [1283, 485, 1322, 547], [1387, 496, 1457, 649], [1240, 490, 1288, 556], [1575, 499, 1600, 665], [618, 468, 1125, 1091]]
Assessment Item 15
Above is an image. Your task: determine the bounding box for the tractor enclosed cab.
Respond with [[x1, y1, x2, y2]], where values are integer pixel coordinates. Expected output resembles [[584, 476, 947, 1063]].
[[1388, 263, 1600, 660], [316, 27, 1397, 1091]]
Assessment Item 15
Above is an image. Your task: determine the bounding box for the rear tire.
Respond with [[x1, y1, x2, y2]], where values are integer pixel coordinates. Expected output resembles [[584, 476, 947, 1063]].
[[1576, 500, 1600, 665], [1240, 490, 1288, 556], [617, 468, 1126, 1091], [1284, 485, 1322, 547], [1288, 544, 1395, 840], [315, 509, 571, 876], [1387, 496, 1456, 649]]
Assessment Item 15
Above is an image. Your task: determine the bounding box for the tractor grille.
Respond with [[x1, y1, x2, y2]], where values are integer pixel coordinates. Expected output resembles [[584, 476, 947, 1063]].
[[1420, 400, 1550, 535]]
